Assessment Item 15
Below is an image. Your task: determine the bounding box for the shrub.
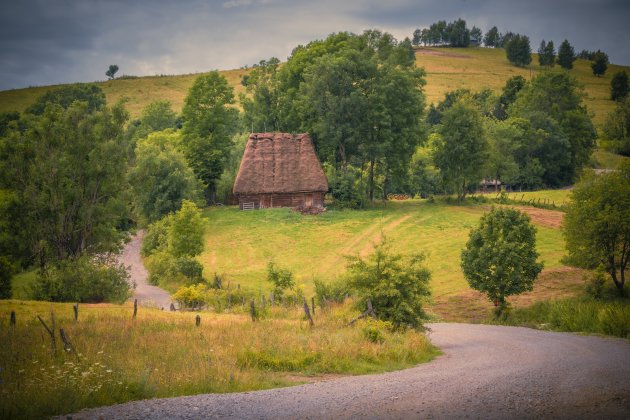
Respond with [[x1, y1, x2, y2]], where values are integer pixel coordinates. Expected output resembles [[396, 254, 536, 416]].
[[598, 305, 630, 338], [345, 236, 432, 330], [361, 319, 393, 344], [174, 257, 204, 284], [172, 283, 208, 309], [266, 262, 295, 298], [145, 251, 178, 286], [584, 267, 606, 299], [0, 256, 15, 299], [141, 216, 171, 256], [32, 256, 131, 303], [314, 278, 350, 306]]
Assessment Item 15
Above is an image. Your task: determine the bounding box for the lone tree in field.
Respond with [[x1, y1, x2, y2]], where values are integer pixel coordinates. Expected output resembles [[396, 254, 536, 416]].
[[106, 64, 119, 79], [461, 207, 543, 317], [557, 40, 576, 70], [346, 236, 431, 330], [537, 40, 555, 68], [591, 50, 609, 77], [611, 71, 629, 101], [564, 165, 630, 296]]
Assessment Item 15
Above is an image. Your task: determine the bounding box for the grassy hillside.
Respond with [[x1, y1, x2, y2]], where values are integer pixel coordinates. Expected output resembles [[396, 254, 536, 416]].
[[1, 47, 627, 127], [200, 197, 569, 300]]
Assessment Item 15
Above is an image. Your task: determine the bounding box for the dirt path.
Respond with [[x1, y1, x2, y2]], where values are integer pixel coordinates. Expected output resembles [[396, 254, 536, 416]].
[[120, 230, 172, 309], [68, 323, 630, 419]]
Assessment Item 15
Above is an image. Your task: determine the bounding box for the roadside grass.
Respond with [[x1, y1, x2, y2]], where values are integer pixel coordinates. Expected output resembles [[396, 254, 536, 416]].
[[499, 296, 630, 339], [199, 198, 567, 299], [592, 148, 630, 169], [0, 299, 438, 418]]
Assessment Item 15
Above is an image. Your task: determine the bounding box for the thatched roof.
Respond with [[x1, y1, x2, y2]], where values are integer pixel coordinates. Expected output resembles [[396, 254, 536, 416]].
[[233, 133, 328, 194]]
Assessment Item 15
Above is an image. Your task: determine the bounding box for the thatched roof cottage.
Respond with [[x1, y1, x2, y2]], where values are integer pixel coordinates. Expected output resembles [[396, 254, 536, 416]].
[[233, 133, 328, 210]]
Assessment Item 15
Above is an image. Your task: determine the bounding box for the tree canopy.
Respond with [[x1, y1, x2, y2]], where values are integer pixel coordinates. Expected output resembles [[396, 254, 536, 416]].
[[564, 165, 630, 295], [26, 83, 106, 115], [591, 50, 609, 77], [461, 207, 543, 316], [611, 71, 629, 102], [505, 34, 532, 67], [557, 40, 576, 70], [181, 71, 239, 203], [537, 40, 555, 68]]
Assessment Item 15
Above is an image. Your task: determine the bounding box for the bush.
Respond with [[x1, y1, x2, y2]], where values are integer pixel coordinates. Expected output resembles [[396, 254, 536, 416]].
[[345, 236, 432, 330], [314, 278, 350, 305], [584, 268, 606, 299], [0, 256, 15, 299], [145, 251, 178, 286], [174, 257, 204, 284], [173, 283, 208, 309], [361, 319, 393, 344], [33, 256, 131, 303], [141, 216, 171, 256], [266, 262, 295, 298]]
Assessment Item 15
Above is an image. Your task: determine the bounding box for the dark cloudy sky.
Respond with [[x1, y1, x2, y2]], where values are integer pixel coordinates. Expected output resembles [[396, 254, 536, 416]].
[[1, 0, 628, 91]]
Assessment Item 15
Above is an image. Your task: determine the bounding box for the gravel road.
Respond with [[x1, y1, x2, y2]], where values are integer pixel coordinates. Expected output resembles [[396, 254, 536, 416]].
[[69, 323, 630, 419], [120, 230, 172, 310]]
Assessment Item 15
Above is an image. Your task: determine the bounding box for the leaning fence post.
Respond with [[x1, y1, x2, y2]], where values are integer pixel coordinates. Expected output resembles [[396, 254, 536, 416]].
[[73, 303, 78, 321], [303, 298, 314, 326], [133, 299, 138, 319], [10, 310, 16, 327], [37, 313, 56, 355], [59, 328, 77, 356], [195, 314, 201, 327]]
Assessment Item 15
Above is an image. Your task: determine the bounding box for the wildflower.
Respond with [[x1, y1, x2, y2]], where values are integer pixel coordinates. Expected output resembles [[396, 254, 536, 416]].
[[97, 351, 104, 354], [18, 369, 24, 373], [106, 370, 112, 373]]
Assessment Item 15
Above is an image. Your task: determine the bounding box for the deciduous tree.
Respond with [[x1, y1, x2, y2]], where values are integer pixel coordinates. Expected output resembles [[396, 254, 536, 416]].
[[591, 50, 609, 77], [564, 166, 630, 295], [611, 71, 629, 101], [461, 207, 543, 317], [106, 64, 119, 80], [181, 71, 239, 203]]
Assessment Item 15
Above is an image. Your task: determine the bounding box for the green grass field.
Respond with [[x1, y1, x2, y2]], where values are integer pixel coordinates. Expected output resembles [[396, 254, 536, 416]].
[[1, 47, 626, 127], [200, 199, 566, 300]]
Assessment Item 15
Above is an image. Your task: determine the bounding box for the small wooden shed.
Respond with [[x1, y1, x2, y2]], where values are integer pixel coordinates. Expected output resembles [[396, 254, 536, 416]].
[[232, 133, 329, 210]]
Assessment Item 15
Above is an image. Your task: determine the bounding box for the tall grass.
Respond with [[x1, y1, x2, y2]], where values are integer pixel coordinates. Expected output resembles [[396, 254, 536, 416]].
[[0, 300, 438, 418], [501, 297, 630, 339]]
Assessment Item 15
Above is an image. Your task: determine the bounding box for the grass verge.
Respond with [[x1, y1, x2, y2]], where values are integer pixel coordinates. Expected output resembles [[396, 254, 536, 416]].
[[0, 299, 438, 418]]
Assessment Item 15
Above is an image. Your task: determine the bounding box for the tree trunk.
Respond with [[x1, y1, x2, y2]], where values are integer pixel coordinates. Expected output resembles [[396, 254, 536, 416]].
[[368, 159, 375, 201]]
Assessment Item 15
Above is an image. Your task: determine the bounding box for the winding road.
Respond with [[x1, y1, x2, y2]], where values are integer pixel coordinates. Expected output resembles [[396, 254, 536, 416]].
[[70, 323, 630, 419], [120, 230, 172, 310]]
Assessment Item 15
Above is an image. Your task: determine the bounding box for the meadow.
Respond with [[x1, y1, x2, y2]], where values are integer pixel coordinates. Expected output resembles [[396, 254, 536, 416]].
[[1, 47, 627, 128], [199, 199, 567, 297], [0, 299, 437, 418]]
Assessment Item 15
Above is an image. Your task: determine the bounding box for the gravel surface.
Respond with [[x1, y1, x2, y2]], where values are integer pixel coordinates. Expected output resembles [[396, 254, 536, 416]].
[[68, 323, 630, 419], [119, 230, 172, 310]]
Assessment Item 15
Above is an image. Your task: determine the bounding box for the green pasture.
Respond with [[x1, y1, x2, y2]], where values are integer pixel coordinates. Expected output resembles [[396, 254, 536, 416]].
[[200, 199, 566, 298]]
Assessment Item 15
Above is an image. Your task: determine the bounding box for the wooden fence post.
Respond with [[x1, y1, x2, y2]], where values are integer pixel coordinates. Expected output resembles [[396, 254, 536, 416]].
[[249, 299, 257, 322], [37, 313, 56, 355], [311, 297, 315, 316], [133, 299, 138, 319], [73, 304, 78, 321], [59, 328, 77, 356], [10, 310, 16, 327], [303, 298, 314, 326], [195, 314, 201, 327], [170, 303, 176, 311]]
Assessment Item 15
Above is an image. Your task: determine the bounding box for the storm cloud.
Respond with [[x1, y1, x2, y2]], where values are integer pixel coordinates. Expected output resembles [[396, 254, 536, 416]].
[[1, 0, 628, 90]]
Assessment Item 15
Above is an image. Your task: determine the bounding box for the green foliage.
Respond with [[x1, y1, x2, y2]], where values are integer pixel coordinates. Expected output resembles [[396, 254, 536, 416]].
[[173, 257, 204, 284], [591, 50, 609, 77], [243, 30, 426, 201], [362, 319, 393, 343], [32, 256, 131, 303], [167, 200, 205, 258], [127, 100, 179, 143], [495, 75, 526, 120], [0, 256, 15, 299], [433, 100, 488, 201], [106, 64, 119, 80], [417, 18, 472, 47], [557, 40, 576, 70], [509, 71, 596, 186], [602, 97, 630, 156], [610, 71, 629, 101], [325, 164, 366, 208], [181, 71, 239, 203], [25, 83, 106, 115], [461, 207, 543, 316], [345, 237, 431, 330], [505, 34, 532, 67], [483, 26, 501, 47], [129, 130, 203, 222], [267, 262, 295, 298], [215, 133, 248, 205], [313, 278, 350, 305], [173, 283, 208, 309], [145, 251, 177, 286], [564, 166, 630, 294], [537, 40, 555, 68], [0, 98, 130, 268], [584, 267, 607, 299], [141, 216, 171, 256]]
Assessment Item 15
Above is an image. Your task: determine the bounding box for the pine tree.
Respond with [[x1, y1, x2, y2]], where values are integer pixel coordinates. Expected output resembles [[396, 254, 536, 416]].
[[557, 39, 576, 70], [537, 40, 555, 67], [611, 71, 629, 101], [592, 50, 609, 77]]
